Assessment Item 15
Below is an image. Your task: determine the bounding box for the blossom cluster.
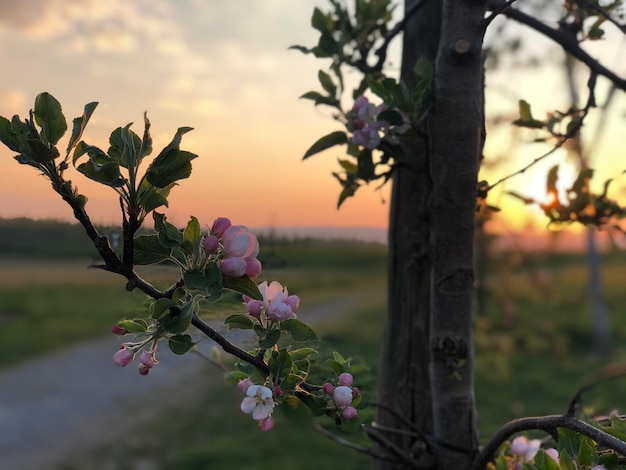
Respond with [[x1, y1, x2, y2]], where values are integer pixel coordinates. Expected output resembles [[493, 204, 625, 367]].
[[203, 217, 262, 278], [350, 95, 410, 150], [112, 326, 159, 376], [243, 280, 300, 322], [323, 372, 360, 421]]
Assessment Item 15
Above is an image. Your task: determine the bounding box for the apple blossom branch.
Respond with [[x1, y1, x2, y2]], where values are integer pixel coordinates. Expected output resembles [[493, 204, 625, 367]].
[[55, 176, 272, 376], [472, 414, 626, 470], [484, 69, 597, 194]]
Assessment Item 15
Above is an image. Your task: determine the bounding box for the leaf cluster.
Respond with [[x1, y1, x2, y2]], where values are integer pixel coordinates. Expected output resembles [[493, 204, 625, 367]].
[[292, 1, 433, 207], [509, 164, 625, 229]]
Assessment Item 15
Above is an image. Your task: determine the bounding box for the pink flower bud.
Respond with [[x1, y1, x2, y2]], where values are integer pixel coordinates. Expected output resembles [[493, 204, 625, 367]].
[[238, 378, 254, 393], [245, 299, 263, 318], [111, 324, 127, 335], [323, 382, 334, 395], [338, 372, 353, 386], [545, 448, 559, 465], [211, 217, 231, 237], [245, 258, 262, 278], [273, 385, 282, 396], [138, 363, 150, 376], [113, 347, 133, 367], [352, 386, 360, 397], [510, 436, 529, 456], [139, 351, 154, 368], [203, 234, 219, 253], [342, 406, 357, 420], [220, 257, 247, 277], [260, 416, 275, 431], [333, 386, 353, 407], [286, 295, 300, 313], [223, 226, 259, 258]]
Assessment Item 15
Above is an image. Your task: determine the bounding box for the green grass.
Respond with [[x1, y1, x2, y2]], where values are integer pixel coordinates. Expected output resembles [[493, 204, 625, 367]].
[[6, 221, 626, 467], [0, 234, 386, 369]]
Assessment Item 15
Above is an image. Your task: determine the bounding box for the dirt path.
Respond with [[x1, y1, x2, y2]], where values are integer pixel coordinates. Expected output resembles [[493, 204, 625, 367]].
[[0, 290, 385, 470]]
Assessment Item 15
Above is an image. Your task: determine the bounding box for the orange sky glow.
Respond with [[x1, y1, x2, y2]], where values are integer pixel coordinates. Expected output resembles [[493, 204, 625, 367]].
[[1, 1, 625, 238]]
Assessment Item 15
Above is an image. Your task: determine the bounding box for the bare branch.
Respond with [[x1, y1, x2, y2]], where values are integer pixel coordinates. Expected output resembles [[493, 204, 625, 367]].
[[487, 0, 626, 91], [486, 69, 596, 193], [191, 313, 269, 376], [353, 0, 432, 74], [484, 0, 520, 27]]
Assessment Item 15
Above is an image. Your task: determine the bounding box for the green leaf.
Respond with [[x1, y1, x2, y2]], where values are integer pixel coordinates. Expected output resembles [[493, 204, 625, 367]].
[[182, 216, 201, 253], [66, 101, 98, 157], [303, 131, 347, 159], [23, 138, 60, 164], [145, 127, 196, 188], [299, 91, 339, 107], [513, 99, 545, 129], [222, 275, 262, 300], [161, 301, 194, 334], [184, 268, 209, 291], [318, 70, 336, 97], [74, 142, 126, 187], [288, 44, 314, 55], [546, 165, 559, 195], [137, 179, 173, 214], [108, 125, 142, 169], [259, 328, 282, 349], [293, 393, 327, 416], [153, 212, 183, 249], [150, 298, 178, 319], [203, 262, 223, 302], [281, 319, 318, 342], [0, 115, 23, 152], [534, 450, 560, 470], [377, 109, 404, 126], [133, 234, 172, 265], [117, 319, 147, 333], [289, 347, 318, 361], [279, 395, 315, 423], [556, 450, 576, 470], [140, 112, 153, 158], [280, 373, 306, 392], [414, 56, 433, 81], [268, 348, 292, 381], [325, 359, 344, 375], [338, 158, 357, 173], [357, 149, 376, 180], [311, 7, 330, 32], [577, 435, 596, 466], [224, 370, 249, 384], [34, 92, 67, 146], [224, 314, 254, 330], [168, 334, 195, 355]]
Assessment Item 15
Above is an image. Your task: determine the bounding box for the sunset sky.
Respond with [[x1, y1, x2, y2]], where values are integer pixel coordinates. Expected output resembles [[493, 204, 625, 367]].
[[0, 1, 624, 234]]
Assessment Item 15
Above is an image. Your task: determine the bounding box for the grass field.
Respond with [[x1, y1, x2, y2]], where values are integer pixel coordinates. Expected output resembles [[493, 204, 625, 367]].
[[4, 219, 626, 468]]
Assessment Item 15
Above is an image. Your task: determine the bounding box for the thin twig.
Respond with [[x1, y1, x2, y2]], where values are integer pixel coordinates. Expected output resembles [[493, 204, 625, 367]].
[[313, 423, 385, 459], [353, 0, 432, 74], [486, 70, 596, 193], [364, 424, 421, 468], [484, 0, 519, 27]]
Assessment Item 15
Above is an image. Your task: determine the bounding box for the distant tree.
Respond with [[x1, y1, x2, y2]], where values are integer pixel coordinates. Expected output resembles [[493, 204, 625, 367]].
[[295, 0, 626, 468]]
